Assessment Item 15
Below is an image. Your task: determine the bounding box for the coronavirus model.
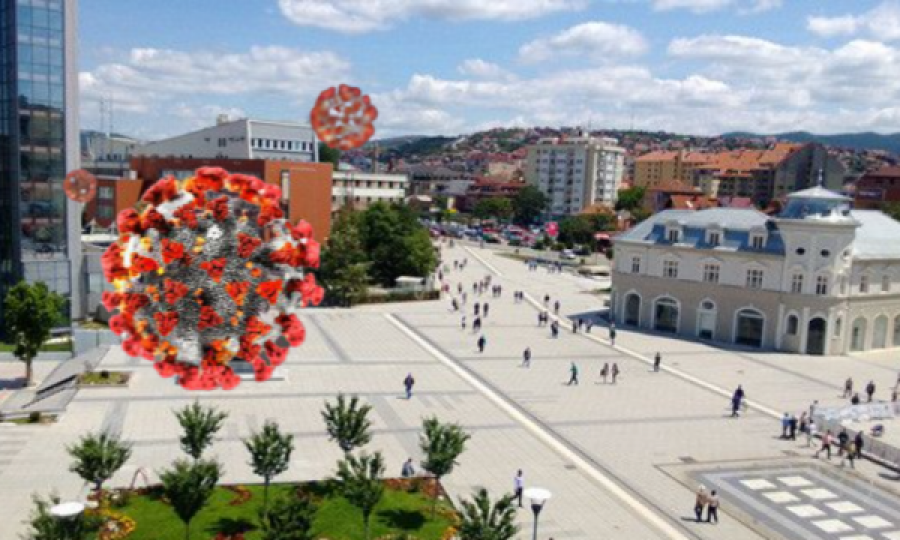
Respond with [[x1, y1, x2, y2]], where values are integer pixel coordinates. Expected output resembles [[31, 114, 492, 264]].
[[101, 167, 324, 390]]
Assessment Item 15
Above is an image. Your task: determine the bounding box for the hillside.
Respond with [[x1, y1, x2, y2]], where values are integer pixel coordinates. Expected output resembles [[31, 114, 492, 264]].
[[723, 131, 900, 154]]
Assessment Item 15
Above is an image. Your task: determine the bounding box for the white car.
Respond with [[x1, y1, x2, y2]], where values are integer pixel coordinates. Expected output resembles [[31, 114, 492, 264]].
[[560, 249, 577, 260]]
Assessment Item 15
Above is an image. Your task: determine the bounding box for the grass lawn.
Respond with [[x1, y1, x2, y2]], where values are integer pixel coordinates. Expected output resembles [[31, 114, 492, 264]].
[[78, 371, 130, 385], [0, 339, 72, 353], [104, 481, 455, 540]]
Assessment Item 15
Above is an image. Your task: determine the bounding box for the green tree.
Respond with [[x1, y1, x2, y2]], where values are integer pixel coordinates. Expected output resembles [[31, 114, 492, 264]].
[[159, 459, 222, 540], [3, 280, 65, 386], [558, 214, 614, 248], [318, 142, 341, 169], [419, 417, 470, 517], [244, 420, 294, 515], [334, 452, 385, 540], [884, 202, 900, 223], [259, 494, 316, 540], [174, 402, 228, 461], [322, 394, 372, 454], [318, 209, 369, 307], [67, 431, 132, 497], [457, 488, 519, 540], [472, 198, 513, 221], [511, 185, 548, 226], [358, 203, 437, 287], [615, 186, 646, 212]]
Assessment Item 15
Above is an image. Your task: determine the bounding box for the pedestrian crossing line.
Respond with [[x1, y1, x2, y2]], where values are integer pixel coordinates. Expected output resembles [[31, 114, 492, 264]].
[[386, 311, 693, 540]]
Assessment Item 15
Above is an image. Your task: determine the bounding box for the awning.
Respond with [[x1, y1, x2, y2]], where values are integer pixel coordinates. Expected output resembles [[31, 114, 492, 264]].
[[594, 233, 611, 241]]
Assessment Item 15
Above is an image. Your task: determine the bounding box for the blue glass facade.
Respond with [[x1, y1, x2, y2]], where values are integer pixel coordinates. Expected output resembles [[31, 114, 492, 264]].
[[0, 0, 74, 319]]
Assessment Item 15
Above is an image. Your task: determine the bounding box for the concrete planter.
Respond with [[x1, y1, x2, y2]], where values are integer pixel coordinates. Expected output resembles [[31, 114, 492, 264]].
[[73, 326, 119, 356], [77, 371, 132, 389]]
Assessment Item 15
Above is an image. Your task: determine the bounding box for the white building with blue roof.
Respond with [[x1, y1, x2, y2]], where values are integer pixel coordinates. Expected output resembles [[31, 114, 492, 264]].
[[612, 186, 900, 355]]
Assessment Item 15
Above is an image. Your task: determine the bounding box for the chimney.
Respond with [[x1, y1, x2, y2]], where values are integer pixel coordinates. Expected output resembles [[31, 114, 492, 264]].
[[216, 114, 230, 125]]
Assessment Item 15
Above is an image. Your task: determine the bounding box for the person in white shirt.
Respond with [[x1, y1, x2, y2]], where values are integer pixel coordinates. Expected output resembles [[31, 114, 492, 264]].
[[514, 470, 524, 508]]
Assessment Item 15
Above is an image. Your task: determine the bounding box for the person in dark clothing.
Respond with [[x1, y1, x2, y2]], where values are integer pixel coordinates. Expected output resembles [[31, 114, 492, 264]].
[[731, 385, 745, 417], [851, 392, 861, 405], [866, 380, 876, 402], [653, 352, 661, 372], [707, 490, 719, 524], [474, 302, 480, 316], [837, 429, 850, 456], [609, 327, 617, 346], [473, 317, 482, 332], [611, 363, 620, 384], [551, 321, 559, 338], [404, 373, 415, 399], [789, 414, 798, 440], [522, 347, 532, 368], [483, 303, 489, 317], [854, 431, 864, 459], [477, 335, 487, 353], [572, 320, 578, 334], [567, 362, 579, 385], [554, 300, 560, 315]]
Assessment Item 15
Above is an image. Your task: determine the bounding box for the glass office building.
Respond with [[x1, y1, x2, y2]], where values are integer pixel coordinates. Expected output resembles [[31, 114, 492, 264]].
[[0, 0, 81, 323]]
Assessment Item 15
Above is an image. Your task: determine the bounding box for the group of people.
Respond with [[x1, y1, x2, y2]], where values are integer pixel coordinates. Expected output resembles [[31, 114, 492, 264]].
[[694, 485, 720, 524], [814, 427, 864, 468]]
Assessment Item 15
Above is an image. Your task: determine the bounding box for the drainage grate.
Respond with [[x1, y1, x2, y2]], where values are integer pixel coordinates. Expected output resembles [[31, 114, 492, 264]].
[[679, 456, 698, 464], [782, 450, 799, 457]]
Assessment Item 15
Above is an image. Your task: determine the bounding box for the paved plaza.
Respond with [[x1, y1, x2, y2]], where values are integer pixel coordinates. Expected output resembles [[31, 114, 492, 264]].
[[4, 241, 900, 538]]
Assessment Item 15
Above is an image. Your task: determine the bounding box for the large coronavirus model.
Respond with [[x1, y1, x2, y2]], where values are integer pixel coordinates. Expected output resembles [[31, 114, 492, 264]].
[[101, 167, 324, 390]]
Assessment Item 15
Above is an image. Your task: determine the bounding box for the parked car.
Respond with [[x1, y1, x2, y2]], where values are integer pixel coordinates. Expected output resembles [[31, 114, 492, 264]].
[[560, 249, 577, 260]]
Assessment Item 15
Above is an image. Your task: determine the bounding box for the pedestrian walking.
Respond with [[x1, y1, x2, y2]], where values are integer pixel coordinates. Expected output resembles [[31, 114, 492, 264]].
[[473, 317, 482, 332], [799, 411, 809, 435], [483, 303, 489, 318], [404, 373, 415, 399], [401, 458, 416, 478], [451, 299, 459, 312], [514, 470, 524, 508], [694, 485, 707, 522], [851, 392, 861, 405], [854, 431, 864, 459], [837, 428, 849, 456], [461, 292, 467, 305], [843, 377, 854, 398], [474, 302, 480, 316], [654, 352, 662, 372], [572, 320, 578, 334], [867, 380, 876, 402], [567, 362, 579, 386], [600, 363, 609, 384], [543, 294, 550, 307], [551, 321, 559, 339], [586, 321, 593, 333], [781, 413, 790, 439], [537, 311, 544, 327], [461, 315, 466, 330], [609, 326, 617, 346], [844, 441, 857, 468], [731, 385, 745, 418], [789, 414, 798, 440], [554, 300, 560, 315], [815, 429, 833, 459], [611, 363, 620, 384], [477, 335, 487, 353], [707, 490, 719, 524], [522, 347, 531, 368]]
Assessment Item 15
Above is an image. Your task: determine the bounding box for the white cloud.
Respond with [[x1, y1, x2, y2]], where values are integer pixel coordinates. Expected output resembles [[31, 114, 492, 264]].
[[277, 0, 585, 33], [807, 2, 900, 41], [652, 0, 781, 14], [519, 21, 648, 63], [668, 35, 815, 66], [457, 59, 517, 81]]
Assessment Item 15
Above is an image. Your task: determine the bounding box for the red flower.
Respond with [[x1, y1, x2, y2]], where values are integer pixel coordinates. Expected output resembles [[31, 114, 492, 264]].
[[154, 311, 179, 337], [198, 306, 223, 331], [174, 203, 199, 229], [226, 173, 253, 193], [179, 367, 203, 390], [124, 293, 150, 314], [219, 368, 241, 390], [155, 360, 179, 378], [208, 196, 230, 221], [131, 255, 159, 274], [304, 240, 321, 268], [269, 244, 301, 266], [101, 291, 124, 312], [117, 209, 142, 234], [140, 208, 168, 233], [285, 326, 306, 347], [225, 282, 250, 306], [123, 337, 143, 357], [195, 167, 227, 192], [256, 203, 283, 227], [200, 258, 227, 282], [254, 363, 274, 382], [161, 239, 185, 264], [265, 340, 287, 366], [140, 333, 160, 359], [164, 279, 189, 304], [239, 334, 261, 362], [256, 280, 282, 304], [291, 220, 313, 241], [142, 176, 178, 206], [259, 183, 282, 202], [237, 233, 261, 258], [109, 313, 135, 336]]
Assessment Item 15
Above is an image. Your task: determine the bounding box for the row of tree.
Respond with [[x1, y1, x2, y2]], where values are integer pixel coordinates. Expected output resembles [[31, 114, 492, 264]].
[[317, 203, 438, 306], [30, 397, 518, 540], [471, 185, 548, 226]]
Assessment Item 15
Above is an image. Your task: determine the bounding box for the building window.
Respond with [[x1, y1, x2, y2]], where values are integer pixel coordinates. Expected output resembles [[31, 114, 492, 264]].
[[791, 273, 803, 294], [746, 269, 764, 289], [751, 235, 764, 249], [883, 275, 891, 293], [786, 315, 799, 336], [663, 260, 679, 279], [99, 186, 114, 200], [218, 138, 226, 148], [667, 229, 680, 243], [816, 275, 829, 296], [631, 257, 641, 274], [702, 263, 720, 284], [708, 232, 720, 246], [835, 317, 842, 337], [860, 275, 869, 293]]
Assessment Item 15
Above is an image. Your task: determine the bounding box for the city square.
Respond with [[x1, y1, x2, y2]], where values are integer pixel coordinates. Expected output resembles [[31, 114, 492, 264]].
[[5, 241, 900, 539]]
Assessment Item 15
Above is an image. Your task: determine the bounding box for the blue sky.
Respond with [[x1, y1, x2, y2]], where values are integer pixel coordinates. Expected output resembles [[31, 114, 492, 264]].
[[78, 0, 900, 140]]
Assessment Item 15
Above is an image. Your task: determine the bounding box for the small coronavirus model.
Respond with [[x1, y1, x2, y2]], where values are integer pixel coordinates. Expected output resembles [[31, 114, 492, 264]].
[[63, 169, 98, 203], [310, 84, 378, 150], [101, 167, 324, 390]]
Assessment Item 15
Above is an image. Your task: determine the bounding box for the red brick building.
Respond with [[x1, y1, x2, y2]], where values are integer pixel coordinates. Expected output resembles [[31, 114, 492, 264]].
[[855, 166, 900, 209]]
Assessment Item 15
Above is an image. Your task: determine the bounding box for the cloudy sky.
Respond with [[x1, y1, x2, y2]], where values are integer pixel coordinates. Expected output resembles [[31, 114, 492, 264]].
[[79, 0, 900, 141]]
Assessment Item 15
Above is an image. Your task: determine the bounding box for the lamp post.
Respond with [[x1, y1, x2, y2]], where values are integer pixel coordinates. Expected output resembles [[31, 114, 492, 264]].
[[50, 501, 85, 540], [524, 487, 552, 540]]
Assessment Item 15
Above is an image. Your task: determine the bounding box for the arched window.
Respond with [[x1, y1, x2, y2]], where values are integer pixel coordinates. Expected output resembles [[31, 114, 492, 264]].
[[786, 315, 799, 336], [851, 318, 867, 352], [874, 315, 889, 349], [654, 298, 679, 333], [735, 308, 765, 348]]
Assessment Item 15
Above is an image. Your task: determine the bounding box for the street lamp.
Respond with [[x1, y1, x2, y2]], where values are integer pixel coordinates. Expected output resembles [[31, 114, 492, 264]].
[[524, 487, 552, 540], [50, 501, 85, 540]]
